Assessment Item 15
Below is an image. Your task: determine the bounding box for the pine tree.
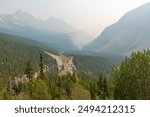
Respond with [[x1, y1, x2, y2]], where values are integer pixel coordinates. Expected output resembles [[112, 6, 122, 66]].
[[25, 61, 34, 81], [97, 73, 108, 100], [90, 80, 97, 100], [39, 53, 45, 80], [65, 80, 73, 98], [97, 73, 104, 99], [103, 77, 108, 99]]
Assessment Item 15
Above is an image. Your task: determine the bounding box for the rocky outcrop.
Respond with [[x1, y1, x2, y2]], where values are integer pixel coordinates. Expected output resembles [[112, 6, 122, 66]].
[[44, 51, 76, 76]]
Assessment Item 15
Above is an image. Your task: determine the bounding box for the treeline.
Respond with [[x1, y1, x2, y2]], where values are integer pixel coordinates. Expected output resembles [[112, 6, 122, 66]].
[[0, 50, 150, 100]]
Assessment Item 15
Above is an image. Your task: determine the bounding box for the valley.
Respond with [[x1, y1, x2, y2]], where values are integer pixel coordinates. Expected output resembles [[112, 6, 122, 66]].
[[0, 3, 150, 100]]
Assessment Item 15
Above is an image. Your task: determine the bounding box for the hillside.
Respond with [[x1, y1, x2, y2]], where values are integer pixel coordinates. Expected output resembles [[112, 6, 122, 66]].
[[0, 33, 58, 77], [0, 33, 112, 78], [0, 34, 149, 100], [44, 51, 76, 76], [83, 3, 150, 55], [73, 55, 111, 76]]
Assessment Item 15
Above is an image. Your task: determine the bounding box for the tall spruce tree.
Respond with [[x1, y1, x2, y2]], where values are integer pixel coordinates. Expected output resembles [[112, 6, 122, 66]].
[[39, 53, 45, 80], [103, 77, 108, 99], [97, 73, 108, 100], [90, 80, 97, 100], [98, 73, 104, 99], [25, 61, 34, 81]]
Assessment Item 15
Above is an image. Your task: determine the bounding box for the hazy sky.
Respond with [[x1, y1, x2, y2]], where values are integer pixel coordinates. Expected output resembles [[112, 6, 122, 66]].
[[0, 0, 150, 37]]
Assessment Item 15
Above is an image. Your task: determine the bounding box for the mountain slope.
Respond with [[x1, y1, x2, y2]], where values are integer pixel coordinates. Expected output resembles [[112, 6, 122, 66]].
[[0, 10, 93, 51], [0, 33, 111, 78], [0, 33, 58, 77], [44, 50, 112, 77], [73, 55, 111, 75], [45, 17, 93, 47], [83, 3, 150, 55]]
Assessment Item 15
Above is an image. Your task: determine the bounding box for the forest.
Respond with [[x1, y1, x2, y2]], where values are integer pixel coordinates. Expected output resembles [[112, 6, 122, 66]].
[[0, 1, 150, 100], [0, 50, 149, 100]]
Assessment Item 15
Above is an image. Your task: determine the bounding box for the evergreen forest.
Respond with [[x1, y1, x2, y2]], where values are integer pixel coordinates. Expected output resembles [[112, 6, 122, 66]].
[[0, 33, 150, 100]]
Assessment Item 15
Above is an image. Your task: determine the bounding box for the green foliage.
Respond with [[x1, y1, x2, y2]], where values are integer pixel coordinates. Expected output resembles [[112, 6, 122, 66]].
[[47, 73, 91, 100], [71, 83, 91, 100], [89, 80, 98, 100], [0, 33, 58, 78], [1, 33, 149, 100], [5, 78, 15, 99], [0, 34, 41, 77], [106, 78, 115, 100], [53, 75, 75, 99], [103, 77, 108, 99], [97, 74, 104, 98], [29, 79, 51, 100], [88, 73, 110, 100], [14, 92, 31, 100], [113, 50, 150, 100], [25, 61, 35, 80], [73, 55, 112, 77], [0, 80, 4, 99], [97, 74, 109, 99], [39, 53, 45, 79]]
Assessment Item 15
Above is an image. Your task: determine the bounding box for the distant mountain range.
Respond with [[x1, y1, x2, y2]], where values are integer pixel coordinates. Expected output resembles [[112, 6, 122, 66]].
[[0, 3, 150, 67], [83, 3, 150, 55], [0, 10, 93, 51]]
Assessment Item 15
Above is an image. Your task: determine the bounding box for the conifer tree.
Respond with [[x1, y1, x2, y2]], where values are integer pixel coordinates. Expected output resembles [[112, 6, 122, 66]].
[[103, 77, 108, 99], [25, 60, 34, 81], [97, 73, 104, 99], [65, 80, 73, 98], [39, 53, 45, 80], [97, 73, 108, 99], [90, 81, 97, 100]]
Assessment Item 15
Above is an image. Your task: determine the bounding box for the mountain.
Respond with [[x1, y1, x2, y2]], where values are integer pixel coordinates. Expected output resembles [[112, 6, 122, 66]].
[[73, 55, 111, 76], [44, 51, 112, 77], [83, 3, 150, 55], [45, 17, 93, 48], [0, 33, 111, 78], [0, 10, 93, 51], [0, 33, 58, 77]]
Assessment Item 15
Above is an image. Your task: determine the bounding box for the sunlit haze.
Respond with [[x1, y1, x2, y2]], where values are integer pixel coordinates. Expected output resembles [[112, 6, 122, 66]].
[[0, 0, 150, 37]]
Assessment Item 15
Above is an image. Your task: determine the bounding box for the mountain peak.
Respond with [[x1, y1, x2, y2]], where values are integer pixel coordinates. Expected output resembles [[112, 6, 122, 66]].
[[14, 10, 34, 19], [15, 9, 27, 15], [0, 10, 92, 49]]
